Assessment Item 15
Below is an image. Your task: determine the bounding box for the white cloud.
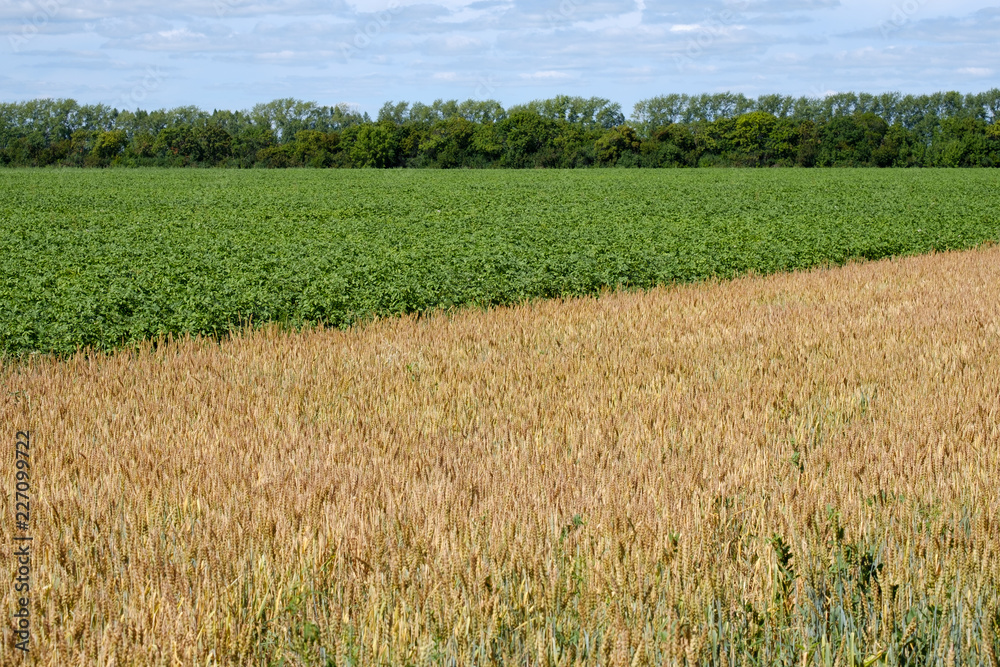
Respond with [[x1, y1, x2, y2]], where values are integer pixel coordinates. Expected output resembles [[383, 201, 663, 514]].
[[957, 67, 993, 77], [521, 70, 573, 80]]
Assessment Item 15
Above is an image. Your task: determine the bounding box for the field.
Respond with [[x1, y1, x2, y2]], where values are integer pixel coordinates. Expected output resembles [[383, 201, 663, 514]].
[[2, 168, 1000, 357], [2, 240, 999, 664], [2, 169, 999, 665]]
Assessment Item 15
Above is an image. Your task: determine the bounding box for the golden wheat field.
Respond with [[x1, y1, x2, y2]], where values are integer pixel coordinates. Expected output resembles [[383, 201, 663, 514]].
[[2, 245, 1000, 666]]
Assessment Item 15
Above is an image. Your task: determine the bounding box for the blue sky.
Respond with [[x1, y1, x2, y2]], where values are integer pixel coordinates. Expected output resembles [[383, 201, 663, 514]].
[[2, 0, 998, 117]]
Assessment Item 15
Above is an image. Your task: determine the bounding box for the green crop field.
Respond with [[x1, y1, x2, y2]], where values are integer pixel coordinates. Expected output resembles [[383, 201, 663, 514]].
[[2, 168, 999, 357]]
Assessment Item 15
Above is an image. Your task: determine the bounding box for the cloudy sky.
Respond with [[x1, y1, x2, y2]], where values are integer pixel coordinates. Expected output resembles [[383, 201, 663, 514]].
[[2, 0, 998, 117]]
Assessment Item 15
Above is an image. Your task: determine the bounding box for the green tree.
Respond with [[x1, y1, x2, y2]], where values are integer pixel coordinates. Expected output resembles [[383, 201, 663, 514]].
[[5, 132, 46, 166], [255, 144, 295, 168], [457, 99, 505, 124], [351, 123, 399, 168], [195, 126, 233, 164], [755, 94, 795, 118], [594, 125, 641, 165], [471, 123, 503, 163], [930, 117, 995, 167], [291, 130, 339, 167], [871, 125, 907, 167], [231, 126, 277, 166], [127, 132, 158, 160], [377, 101, 410, 125], [494, 111, 559, 168], [550, 123, 600, 167], [69, 129, 98, 166], [796, 121, 820, 167], [91, 129, 128, 163], [728, 112, 796, 165], [692, 117, 736, 163], [153, 126, 203, 164], [419, 117, 478, 168], [249, 99, 318, 141], [631, 94, 690, 136], [817, 113, 889, 166]]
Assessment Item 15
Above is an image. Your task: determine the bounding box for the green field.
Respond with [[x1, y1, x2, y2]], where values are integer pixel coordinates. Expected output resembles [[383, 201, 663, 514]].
[[2, 168, 999, 357]]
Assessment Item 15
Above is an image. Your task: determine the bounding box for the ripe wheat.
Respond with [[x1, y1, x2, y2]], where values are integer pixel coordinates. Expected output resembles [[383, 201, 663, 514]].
[[2, 245, 999, 665]]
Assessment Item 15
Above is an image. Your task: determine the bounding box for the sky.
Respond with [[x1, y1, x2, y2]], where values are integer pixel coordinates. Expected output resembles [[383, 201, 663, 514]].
[[2, 0, 998, 118]]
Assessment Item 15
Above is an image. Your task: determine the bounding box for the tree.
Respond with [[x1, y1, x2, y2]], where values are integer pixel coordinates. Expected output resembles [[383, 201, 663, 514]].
[[516, 95, 624, 130], [419, 117, 478, 167], [255, 145, 295, 168], [250, 99, 323, 141], [594, 125, 640, 165], [471, 123, 503, 162], [91, 130, 128, 162], [4, 131, 46, 166], [494, 111, 560, 168], [930, 117, 995, 167], [153, 126, 203, 164], [126, 132, 158, 160], [817, 113, 888, 166], [981, 89, 1000, 124], [639, 123, 699, 167], [873, 92, 902, 126], [872, 125, 912, 167], [796, 121, 820, 167], [407, 102, 438, 125], [3, 91, 1000, 170], [351, 123, 399, 167], [291, 130, 339, 167], [595, 104, 625, 130], [196, 126, 233, 164], [116, 108, 174, 139], [729, 112, 796, 165], [755, 94, 795, 118], [631, 94, 690, 136], [68, 129, 97, 161], [162, 105, 208, 128], [790, 96, 820, 122], [377, 101, 410, 125], [457, 99, 505, 124], [822, 92, 860, 119], [231, 126, 277, 166], [551, 122, 601, 167]]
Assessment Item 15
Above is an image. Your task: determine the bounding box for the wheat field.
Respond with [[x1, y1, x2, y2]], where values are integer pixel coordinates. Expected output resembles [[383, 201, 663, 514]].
[[2, 245, 999, 665]]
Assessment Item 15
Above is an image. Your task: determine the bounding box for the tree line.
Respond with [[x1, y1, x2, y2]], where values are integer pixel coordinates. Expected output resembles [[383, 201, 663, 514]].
[[2, 91, 999, 169]]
